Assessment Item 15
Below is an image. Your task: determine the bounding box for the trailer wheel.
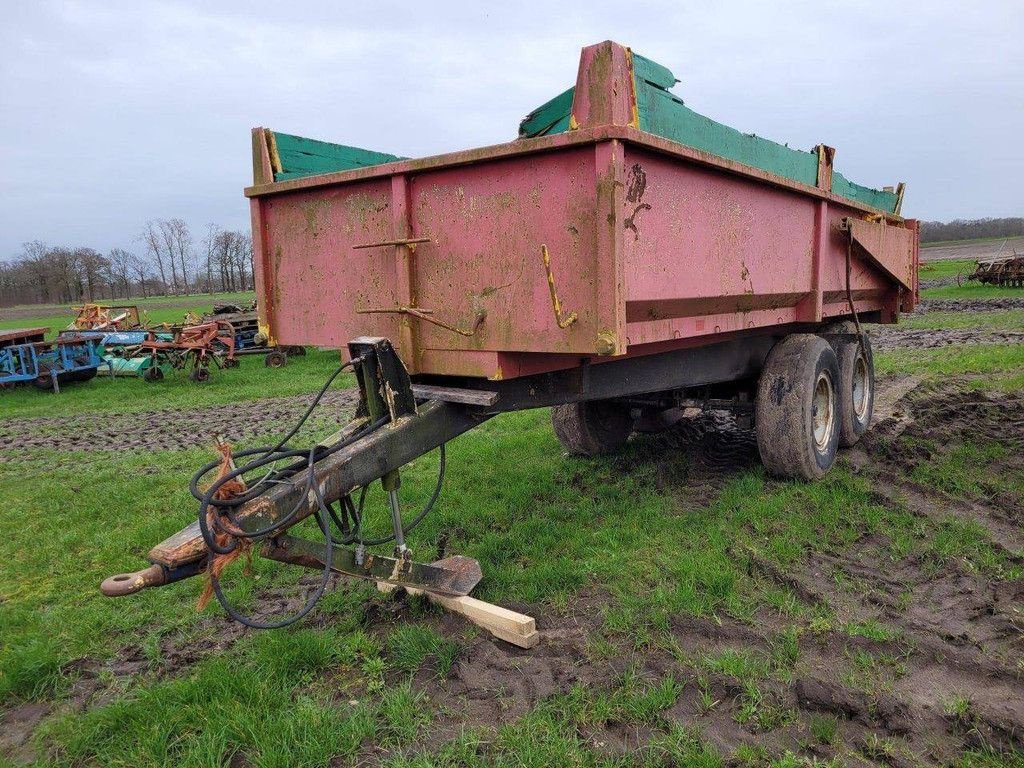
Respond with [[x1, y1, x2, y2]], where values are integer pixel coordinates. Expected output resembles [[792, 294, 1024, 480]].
[[190, 367, 211, 383], [822, 322, 875, 447], [32, 363, 55, 391], [143, 366, 164, 382], [551, 400, 634, 456], [265, 350, 287, 368], [755, 334, 840, 480], [286, 345, 306, 357]]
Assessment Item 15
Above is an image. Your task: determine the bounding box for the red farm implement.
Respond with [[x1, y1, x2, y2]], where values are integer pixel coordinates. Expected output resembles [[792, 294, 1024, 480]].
[[137, 320, 237, 383], [102, 42, 919, 633]]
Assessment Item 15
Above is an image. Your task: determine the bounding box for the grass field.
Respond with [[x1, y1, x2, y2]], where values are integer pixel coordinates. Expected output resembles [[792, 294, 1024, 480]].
[[2, 284, 1023, 767], [0, 292, 257, 339], [921, 235, 1023, 249]]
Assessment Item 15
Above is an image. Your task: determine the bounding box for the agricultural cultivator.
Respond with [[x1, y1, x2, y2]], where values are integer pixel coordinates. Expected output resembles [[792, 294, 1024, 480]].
[[136, 320, 238, 382], [962, 254, 1024, 287], [70, 303, 142, 331], [102, 42, 919, 633], [0, 327, 104, 392]]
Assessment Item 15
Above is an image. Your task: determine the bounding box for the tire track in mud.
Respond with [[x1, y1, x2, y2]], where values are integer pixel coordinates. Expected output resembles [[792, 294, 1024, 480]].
[[871, 297, 1024, 351], [871, 327, 1024, 351], [0, 389, 359, 454], [918, 297, 1024, 313], [403, 376, 1024, 765]]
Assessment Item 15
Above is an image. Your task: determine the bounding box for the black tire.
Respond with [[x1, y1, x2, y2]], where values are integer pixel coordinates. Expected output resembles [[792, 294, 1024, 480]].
[[223, 357, 240, 369], [33, 363, 54, 391], [286, 346, 306, 356], [264, 350, 287, 368], [74, 367, 98, 383], [821, 322, 875, 448], [755, 334, 841, 480], [551, 400, 634, 456], [143, 366, 164, 382], [190, 367, 211, 383]]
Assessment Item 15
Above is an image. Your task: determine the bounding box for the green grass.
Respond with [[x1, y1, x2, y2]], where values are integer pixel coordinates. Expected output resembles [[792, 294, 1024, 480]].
[[841, 619, 899, 642], [387, 624, 460, 677], [6, 406, 1011, 763], [917, 257, 975, 279], [1, 347, 351, 418], [900, 309, 1024, 332], [0, 291, 256, 339], [2, 312, 1023, 765], [876, 343, 1024, 386], [922, 283, 1024, 300]]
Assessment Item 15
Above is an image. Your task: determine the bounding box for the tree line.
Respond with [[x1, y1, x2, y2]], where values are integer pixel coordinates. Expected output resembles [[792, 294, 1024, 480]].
[[920, 217, 1024, 243], [0, 219, 253, 307]]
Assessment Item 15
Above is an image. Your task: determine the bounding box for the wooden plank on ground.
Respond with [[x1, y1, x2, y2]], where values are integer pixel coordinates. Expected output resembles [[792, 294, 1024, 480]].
[[377, 582, 539, 649]]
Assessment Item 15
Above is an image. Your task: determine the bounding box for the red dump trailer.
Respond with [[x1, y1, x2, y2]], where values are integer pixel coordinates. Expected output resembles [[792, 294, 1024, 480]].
[[103, 42, 918, 620]]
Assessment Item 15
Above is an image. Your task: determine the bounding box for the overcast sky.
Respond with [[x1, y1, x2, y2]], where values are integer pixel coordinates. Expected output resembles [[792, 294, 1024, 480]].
[[1, 0, 1021, 260]]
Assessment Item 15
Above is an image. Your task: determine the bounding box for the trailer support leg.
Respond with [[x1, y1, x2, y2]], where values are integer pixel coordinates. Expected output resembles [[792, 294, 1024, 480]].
[[383, 470, 408, 555]]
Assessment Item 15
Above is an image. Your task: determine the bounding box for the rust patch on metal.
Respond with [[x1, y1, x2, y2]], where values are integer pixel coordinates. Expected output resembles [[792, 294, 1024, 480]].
[[623, 163, 651, 241]]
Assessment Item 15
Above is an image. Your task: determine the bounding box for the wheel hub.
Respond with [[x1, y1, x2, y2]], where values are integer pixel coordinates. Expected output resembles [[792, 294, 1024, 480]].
[[812, 371, 836, 451], [851, 352, 870, 421]]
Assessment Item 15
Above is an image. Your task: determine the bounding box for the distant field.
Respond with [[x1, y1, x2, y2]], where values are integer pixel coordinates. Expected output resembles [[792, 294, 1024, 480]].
[[0, 291, 256, 338], [921, 235, 1024, 263]]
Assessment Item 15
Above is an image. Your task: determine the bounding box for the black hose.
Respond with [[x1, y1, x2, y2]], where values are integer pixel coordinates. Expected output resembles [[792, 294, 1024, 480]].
[[208, 437, 337, 629], [193, 355, 449, 629]]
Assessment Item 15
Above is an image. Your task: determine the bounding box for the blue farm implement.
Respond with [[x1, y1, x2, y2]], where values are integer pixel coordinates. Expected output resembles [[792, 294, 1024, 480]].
[[0, 328, 105, 392]]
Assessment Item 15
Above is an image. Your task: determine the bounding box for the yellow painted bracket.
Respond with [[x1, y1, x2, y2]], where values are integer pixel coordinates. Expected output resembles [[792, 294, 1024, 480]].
[[541, 244, 578, 329]]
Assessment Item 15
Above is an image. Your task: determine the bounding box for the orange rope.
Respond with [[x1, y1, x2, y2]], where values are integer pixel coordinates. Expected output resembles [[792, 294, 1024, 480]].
[[196, 441, 251, 611]]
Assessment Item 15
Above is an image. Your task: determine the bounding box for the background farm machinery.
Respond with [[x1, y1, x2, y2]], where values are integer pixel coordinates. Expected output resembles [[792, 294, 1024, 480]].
[[0, 327, 104, 392], [961, 254, 1024, 287], [130, 320, 239, 383], [0, 302, 293, 391], [70, 303, 143, 331], [199, 301, 306, 367]]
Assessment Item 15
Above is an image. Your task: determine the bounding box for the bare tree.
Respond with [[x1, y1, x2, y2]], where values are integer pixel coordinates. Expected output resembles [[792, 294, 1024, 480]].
[[128, 252, 152, 298], [75, 248, 109, 300], [203, 223, 221, 294], [107, 248, 134, 299], [161, 218, 192, 294], [142, 220, 174, 292]]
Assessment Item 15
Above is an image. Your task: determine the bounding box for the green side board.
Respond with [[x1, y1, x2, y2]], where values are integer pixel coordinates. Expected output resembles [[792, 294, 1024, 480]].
[[271, 132, 406, 182], [516, 52, 899, 214], [519, 87, 575, 138]]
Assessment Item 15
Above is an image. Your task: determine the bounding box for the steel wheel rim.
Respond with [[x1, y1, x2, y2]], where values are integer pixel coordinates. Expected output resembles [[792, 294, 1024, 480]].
[[812, 371, 836, 451], [852, 351, 870, 422]]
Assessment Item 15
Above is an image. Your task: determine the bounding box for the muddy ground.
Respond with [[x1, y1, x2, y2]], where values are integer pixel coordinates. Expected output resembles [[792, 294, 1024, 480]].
[[4, 373, 1022, 766], [378, 378, 1024, 765], [920, 237, 1024, 263], [0, 389, 358, 455]]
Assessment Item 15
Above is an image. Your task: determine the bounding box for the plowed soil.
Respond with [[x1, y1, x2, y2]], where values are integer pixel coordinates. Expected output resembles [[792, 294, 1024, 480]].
[[0, 390, 358, 454]]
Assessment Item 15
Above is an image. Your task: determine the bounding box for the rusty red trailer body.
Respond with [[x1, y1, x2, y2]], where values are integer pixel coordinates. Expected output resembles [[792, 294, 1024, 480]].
[[248, 42, 918, 381], [100, 41, 920, 623]]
